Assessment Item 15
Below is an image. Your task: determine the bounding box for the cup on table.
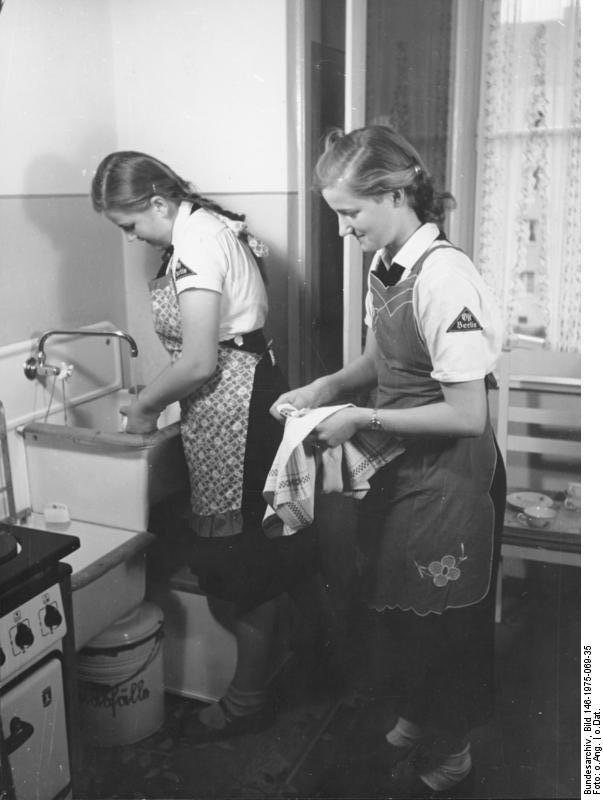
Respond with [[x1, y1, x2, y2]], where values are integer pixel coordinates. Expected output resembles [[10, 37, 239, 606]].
[[564, 482, 581, 510], [517, 505, 557, 529]]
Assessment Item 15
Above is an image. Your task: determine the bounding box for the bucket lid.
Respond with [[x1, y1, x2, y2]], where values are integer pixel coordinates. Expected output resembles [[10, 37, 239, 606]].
[[84, 602, 163, 649]]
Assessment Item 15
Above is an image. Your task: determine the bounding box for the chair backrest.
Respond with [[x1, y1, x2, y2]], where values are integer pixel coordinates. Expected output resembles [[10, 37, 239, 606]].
[[495, 347, 581, 466]]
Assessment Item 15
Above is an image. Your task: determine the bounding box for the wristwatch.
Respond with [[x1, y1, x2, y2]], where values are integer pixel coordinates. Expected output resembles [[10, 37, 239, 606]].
[[370, 408, 383, 431]]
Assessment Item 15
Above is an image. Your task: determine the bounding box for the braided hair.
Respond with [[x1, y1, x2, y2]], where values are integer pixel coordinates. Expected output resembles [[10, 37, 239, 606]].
[[91, 151, 268, 276], [91, 151, 245, 220]]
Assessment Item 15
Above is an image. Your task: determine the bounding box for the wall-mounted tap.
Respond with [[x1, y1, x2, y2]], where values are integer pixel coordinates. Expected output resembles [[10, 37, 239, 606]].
[[24, 328, 139, 380]]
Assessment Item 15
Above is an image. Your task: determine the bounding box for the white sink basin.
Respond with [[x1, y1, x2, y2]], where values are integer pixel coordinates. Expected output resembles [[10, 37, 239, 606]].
[[22, 512, 155, 650], [20, 389, 188, 530]]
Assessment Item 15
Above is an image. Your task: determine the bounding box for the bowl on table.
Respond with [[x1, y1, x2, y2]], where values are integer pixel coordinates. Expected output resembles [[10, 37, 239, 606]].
[[517, 505, 557, 529]]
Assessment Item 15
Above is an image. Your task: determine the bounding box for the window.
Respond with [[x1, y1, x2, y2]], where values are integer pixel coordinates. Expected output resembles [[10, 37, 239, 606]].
[[475, 0, 581, 352]]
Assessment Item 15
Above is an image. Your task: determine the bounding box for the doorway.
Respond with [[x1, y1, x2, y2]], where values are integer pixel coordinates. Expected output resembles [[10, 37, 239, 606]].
[[308, 0, 346, 380], [300, 0, 456, 377]]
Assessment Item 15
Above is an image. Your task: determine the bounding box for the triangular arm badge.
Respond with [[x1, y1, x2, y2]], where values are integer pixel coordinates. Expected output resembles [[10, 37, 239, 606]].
[[174, 260, 197, 279], [446, 307, 483, 333]]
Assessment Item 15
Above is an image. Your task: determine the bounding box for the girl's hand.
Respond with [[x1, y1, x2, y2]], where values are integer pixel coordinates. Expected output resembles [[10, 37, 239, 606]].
[[311, 407, 363, 448], [270, 384, 325, 421], [120, 401, 160, 434]]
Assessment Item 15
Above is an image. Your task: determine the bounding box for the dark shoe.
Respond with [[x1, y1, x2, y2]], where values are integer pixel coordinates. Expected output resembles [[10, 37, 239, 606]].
[[180, 699, 275, 743]]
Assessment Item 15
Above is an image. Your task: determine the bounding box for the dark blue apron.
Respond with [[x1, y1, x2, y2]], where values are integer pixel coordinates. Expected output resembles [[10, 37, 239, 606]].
[[361, 243, 497, 615]]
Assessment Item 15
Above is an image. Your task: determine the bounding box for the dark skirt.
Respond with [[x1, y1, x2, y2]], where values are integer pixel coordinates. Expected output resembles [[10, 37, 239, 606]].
[[364, 441, 507, 738], [188, 351, 318, 613]]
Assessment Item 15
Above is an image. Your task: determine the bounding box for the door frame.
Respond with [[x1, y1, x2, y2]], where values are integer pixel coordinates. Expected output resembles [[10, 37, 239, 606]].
[[290, 0, 482, 379], [342, 0, 367, 365], [448, 0, 484, 258]]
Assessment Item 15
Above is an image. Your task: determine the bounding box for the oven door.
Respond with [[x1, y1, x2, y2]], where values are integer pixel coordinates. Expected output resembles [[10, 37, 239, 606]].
[[1, 654, 71, 800]]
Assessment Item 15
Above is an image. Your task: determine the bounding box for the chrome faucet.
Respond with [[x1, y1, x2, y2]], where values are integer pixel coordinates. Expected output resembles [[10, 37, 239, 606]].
[[24, 328, 139, 380]]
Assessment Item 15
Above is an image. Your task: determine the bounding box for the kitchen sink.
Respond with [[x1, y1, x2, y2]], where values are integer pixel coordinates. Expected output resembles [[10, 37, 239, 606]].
[[20, 389, 188, 531]]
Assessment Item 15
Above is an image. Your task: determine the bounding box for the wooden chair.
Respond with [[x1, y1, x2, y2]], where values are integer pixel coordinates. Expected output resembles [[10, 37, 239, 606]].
[[495, 347, 581, 467], [493, 347, 581, 621]]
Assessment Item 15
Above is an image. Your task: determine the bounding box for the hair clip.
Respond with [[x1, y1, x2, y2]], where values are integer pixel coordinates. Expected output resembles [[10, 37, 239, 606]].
[[414, 165, 422, 176]]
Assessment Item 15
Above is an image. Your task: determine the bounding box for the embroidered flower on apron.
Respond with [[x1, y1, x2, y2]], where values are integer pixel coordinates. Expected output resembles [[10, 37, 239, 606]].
[[416, 551, 466, 587]]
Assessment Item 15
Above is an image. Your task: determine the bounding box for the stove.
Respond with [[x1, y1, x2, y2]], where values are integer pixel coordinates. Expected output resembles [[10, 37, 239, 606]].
[[0, 532, 18, 566], [0, 526, 79, 598], [0, 523, 80, 800]]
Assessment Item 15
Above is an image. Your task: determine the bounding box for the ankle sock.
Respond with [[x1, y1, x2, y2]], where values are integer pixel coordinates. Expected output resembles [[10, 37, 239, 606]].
[[197, 685, 267, 730], [418, 743, 472, 792], [197, 683, 269, 729], [385, 716, 424, 749], [221, 685, 267, 718], [199, 686, 266, 730]]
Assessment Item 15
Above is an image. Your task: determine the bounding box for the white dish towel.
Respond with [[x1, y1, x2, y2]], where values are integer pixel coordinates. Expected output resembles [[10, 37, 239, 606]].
[[263, 405, 405, 536]]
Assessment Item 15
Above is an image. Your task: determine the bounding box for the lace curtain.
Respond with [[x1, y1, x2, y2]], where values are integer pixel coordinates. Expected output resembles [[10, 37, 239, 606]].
[[476, 0, 581, 352]]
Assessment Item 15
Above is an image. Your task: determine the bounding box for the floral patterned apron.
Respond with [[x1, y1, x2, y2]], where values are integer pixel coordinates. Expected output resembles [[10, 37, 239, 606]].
[[361, 243, 497, 615], [149, 272, 260, 536]]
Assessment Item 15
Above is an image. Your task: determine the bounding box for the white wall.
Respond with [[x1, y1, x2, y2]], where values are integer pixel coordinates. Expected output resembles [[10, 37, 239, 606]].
[[0, 0, 298, 382], [103, 0, 296, 380], [0, 0, 117, 194], [109, 0, 290, 194], [0, 0, 124, 344]]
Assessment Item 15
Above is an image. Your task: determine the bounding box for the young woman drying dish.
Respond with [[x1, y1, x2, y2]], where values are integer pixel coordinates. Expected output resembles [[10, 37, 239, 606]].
[[92, 151, 317, 741], [271, 126, 507, 798]]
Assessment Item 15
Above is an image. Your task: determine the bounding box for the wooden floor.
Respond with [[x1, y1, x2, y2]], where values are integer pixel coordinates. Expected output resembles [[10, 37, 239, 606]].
[[72, 561, 580, 800]]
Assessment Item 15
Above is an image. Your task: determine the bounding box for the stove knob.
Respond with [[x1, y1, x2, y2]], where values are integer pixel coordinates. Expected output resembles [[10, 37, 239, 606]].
[[44, 603, 63, 630], [14, 621, 34, 650]]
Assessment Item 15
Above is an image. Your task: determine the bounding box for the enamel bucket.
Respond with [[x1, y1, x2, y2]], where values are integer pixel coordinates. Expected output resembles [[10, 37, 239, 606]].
[[76, 602, 165, 746]]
